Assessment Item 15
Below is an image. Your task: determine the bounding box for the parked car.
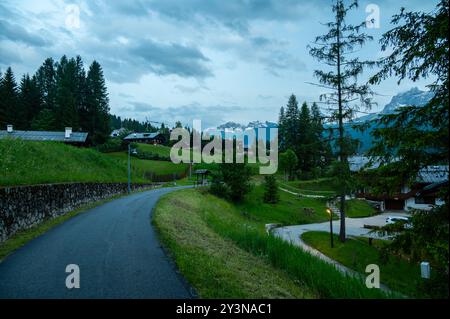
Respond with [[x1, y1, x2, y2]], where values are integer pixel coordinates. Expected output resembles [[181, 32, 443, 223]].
[[386, 216, 412, 229]]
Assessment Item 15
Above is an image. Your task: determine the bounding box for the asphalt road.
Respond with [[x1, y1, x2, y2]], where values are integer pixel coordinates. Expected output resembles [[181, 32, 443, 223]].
[[0, 186, 194, 299]]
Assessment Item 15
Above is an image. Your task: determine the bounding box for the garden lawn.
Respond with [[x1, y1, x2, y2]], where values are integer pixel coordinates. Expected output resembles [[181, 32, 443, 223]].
[[301, 231, 422, 297]]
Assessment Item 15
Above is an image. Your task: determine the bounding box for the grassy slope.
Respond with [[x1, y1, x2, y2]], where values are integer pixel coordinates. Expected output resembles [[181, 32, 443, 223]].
[[345, 199, 377, 218], [135, 143, 171, 157], [236, 184, 330, 225], [301, 231, 421, 297], [154, 190, 315, 298], [0, 139, 187, 186], [154, 189, 389, 298], [279, 178, 376, 218], [107, 152, 187, 175]]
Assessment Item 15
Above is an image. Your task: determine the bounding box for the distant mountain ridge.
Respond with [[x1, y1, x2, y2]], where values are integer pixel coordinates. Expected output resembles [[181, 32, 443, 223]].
[[217, 120, 278, 130], [354, 87, 433, 123], [214, 88, 433, 153]]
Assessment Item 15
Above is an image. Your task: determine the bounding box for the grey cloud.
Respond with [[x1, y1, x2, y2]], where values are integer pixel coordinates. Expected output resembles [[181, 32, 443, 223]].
[[149, 0, 308, 33], [121, 101, 247, 128], [0, 20, 49, 47], [130, 40, 212, 78], [0, 43, 21, 65]]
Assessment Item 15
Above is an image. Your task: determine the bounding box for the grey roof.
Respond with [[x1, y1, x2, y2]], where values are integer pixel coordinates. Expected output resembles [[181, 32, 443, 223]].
[[417, 166, 449, 183], [348, 156, 381, 172], [123, 132, 161, 140], [0, 130, 88, 143]]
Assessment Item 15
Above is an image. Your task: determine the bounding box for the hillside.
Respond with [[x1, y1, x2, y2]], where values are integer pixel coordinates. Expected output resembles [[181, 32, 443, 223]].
[[0, 139, 187, 186]]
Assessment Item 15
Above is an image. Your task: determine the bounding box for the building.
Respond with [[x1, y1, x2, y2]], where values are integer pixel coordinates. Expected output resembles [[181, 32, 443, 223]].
[[0, 125, 88, 145], [350, 156, 448, 211], [110, 128, 127, 137], [123, 132, 165, 144]]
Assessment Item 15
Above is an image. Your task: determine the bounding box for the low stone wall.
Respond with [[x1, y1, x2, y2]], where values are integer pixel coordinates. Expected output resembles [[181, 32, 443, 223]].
[[0, 183, 156, 243]]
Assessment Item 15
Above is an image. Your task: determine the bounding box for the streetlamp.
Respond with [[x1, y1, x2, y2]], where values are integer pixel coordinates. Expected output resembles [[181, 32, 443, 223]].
[[326, 208, 334, 248]]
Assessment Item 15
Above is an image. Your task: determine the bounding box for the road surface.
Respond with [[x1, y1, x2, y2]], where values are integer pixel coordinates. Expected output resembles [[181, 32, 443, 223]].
[[0, 186, 194, 299]]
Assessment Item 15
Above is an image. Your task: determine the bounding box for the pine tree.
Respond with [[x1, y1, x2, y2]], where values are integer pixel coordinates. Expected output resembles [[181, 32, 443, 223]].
[[283, 94, 300, 155], [298, 102, 313, 175], [34, 58, 57, 129], [0, 67, 18, 129], [18, 74, 42, 130], [54, 56, 79, 130], [86, 60, 110, 145], [278, 106, 287, 152], [308, 0, 374, 242], [263, 175, 279, 204]]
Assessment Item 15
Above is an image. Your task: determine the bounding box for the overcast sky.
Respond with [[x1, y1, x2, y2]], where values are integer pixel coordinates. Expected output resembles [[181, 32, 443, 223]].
[[0, 0, 438, 128]]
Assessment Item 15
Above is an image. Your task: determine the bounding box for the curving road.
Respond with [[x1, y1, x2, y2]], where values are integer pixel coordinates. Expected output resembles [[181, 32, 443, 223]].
[[0, 186, 194, 299]]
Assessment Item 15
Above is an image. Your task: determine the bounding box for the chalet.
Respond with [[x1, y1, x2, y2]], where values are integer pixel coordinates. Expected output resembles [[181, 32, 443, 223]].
[[0, 125, 88, 145], [350, 156, 448, 211], [123, 132, 165, 144]]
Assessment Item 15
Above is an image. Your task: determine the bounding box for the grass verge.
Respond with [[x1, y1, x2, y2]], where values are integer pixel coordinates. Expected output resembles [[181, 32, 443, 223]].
[[301, 231, 422, 297], [154, 189, 391, 298]]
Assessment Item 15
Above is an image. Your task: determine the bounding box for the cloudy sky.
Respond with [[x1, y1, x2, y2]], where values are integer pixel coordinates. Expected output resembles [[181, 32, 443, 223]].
[[0, 0, 438, 128]]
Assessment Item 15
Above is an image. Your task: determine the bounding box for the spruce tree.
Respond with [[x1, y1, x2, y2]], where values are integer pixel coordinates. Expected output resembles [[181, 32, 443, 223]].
[[308, 0, 374, 242], [263, 175, 279, 204], [278, 106, 287, 152], [86, 60, 110, 145], [18, 74, 42, 130], [0, 67, 18, 129]]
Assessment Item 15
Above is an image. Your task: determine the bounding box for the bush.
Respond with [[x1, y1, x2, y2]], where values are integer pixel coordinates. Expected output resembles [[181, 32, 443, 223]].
[[96, 138, 126, 153], [263, 175, 279, 204]]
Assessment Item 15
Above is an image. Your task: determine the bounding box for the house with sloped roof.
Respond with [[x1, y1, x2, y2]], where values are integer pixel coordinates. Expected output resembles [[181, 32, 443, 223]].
[[0, 125, 88, 145], [123, 132, 165, 144], [350, 156, 448, 211]]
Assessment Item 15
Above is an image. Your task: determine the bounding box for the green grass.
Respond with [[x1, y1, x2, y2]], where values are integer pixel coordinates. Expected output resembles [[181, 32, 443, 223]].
[[301, 231, 423, 297], [235, 184, 331, 225], [154, 190, 316, 298], [0, 139, 187, 186], [106, 152, 188, 175], [345, 199, 377, 218], [135, 143, 171, 157], [0, 189, 154, 261], [154, 189, 390, 298]]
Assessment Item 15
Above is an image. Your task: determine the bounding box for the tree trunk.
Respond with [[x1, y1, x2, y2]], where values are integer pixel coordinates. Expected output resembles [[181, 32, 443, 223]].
[[336, 1, 346, 242]]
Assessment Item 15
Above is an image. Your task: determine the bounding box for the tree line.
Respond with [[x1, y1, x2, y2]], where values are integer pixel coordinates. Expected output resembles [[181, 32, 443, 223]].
[[0, 56, 110, 145], [278, 95, 332, 180]]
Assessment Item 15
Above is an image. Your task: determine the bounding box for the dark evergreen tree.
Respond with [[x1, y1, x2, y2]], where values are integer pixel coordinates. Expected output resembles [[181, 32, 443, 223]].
[[278, 106, 287, 152], [18, 74, 42, 130], [263, 175, 279, 204], [55, 56, 79, 130], [220, 162, 252, 202], [365, 1, 448, 295], [283, 94, 300, 155], [308, 0, 374, 242], [86, 60, 110, 145], [297, 102, 313, 175], [34, 58, 57, 129], [0, 67, 18, 129]]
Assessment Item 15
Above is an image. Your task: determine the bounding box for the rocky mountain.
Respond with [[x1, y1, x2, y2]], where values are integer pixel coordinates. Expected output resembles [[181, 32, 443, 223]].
[[217, 120, 278, 130], [354, 87, 433, 123]]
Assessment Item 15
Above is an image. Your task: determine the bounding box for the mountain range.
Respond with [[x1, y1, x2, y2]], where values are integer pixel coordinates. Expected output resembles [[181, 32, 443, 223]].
[[215, 87, 432, 153]]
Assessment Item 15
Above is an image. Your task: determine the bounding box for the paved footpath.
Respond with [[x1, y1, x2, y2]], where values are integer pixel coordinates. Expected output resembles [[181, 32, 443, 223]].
[[0, 186, 194, 299]]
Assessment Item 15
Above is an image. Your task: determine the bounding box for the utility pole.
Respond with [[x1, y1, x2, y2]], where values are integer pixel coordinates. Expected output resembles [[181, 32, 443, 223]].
[[128, 143, 131, 193]]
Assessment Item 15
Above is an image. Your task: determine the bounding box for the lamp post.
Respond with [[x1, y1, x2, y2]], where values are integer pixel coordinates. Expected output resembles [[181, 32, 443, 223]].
[[326, 208, 334, 248]]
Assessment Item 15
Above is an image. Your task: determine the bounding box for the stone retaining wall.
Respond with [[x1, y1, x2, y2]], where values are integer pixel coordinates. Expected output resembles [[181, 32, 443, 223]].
[[0, 183, 155, 242]]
